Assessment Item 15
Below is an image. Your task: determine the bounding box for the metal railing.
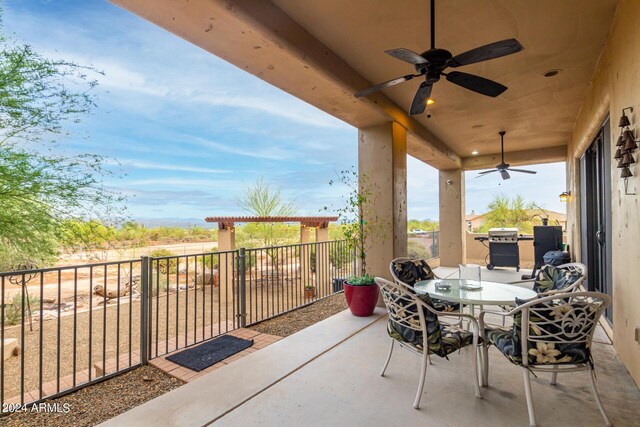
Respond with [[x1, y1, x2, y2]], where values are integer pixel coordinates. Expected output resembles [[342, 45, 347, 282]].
[[0, 259, 144, 408], [0, 240, 354, 407]]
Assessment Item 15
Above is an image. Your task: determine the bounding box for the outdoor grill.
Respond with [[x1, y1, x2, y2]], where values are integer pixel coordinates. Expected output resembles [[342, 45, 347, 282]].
[[475, 228, 533, 271], [488, 228, 519, 243]]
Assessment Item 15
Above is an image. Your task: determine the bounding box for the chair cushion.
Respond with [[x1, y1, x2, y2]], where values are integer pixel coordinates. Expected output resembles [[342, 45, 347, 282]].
[[391, 259, 460, 312], [386, 289, 477, 358], [440, 325, 477, 356], [485, 298, 594, 366], [387, 291, 444, 356], [432, 299, 461, 313], [392, 259, 435, 284], [389, 321, 477, 357], [533, 265, 582, 294]]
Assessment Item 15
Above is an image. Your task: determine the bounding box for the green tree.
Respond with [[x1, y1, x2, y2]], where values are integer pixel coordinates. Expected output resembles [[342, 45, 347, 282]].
[[477, 194, 535, 233], [0, 22, 123, 270], [235, 178, 298, 268], [326, 167, 389, 275]]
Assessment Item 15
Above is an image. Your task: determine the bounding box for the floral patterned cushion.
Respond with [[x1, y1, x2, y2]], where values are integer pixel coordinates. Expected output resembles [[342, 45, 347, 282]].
[[533, 265, 582, 294], [485, 298, 596, 366], [386, 291, 476, 358], [391, 259, 461, 312]]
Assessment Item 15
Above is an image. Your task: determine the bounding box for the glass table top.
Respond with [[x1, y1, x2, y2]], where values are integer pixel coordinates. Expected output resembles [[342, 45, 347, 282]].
[[413, 279, 537, 306]]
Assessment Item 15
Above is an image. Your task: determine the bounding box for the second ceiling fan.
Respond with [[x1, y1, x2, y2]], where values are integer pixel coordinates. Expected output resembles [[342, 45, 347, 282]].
[[477, 131, 537, 180], [354, 0, 524, 115]]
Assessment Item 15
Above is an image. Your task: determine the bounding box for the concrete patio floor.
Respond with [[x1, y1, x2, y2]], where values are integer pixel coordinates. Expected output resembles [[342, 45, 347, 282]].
[[103, 267, 640, 427]]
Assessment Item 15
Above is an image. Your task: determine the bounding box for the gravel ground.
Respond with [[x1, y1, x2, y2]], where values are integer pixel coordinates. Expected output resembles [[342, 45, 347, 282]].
[[1, 365, 183, 427], [1, 292, 347, 426], [1, 287, 232, 400], [248, 293, 348, 337], [2, 279, 337, 400]]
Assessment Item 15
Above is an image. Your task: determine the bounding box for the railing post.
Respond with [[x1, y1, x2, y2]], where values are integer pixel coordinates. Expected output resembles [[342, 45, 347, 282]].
[[237, 248, 247, 328], [140, 256, 149, 365]]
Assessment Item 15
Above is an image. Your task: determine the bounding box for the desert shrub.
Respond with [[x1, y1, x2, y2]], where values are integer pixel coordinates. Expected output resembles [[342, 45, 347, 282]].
[[4, 293, 40, 326], [407, 240, 431, 260], [330, 245, 352, 270], [149, 249, 177, 274]]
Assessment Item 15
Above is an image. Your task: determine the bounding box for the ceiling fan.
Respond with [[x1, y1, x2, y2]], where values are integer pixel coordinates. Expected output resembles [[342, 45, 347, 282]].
[[477, 131, 537, 180], [354, 0, 523, 115]]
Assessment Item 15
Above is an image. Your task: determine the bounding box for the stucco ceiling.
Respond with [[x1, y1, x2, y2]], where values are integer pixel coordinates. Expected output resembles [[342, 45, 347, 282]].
[[273, 0, 617, 158]]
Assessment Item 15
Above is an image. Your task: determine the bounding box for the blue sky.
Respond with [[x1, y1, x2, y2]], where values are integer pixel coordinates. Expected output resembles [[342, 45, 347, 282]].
[[4, 0, 566, 225]]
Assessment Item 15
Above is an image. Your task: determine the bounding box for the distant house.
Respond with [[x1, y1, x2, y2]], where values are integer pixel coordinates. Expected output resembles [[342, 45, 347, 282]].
[[465, 209, 567, 232]]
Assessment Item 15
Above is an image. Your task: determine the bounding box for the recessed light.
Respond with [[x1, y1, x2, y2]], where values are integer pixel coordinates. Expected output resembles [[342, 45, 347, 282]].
[[426, 98, 435, 105], [471, 150, 479, 155], [543, 69, 562, 77]]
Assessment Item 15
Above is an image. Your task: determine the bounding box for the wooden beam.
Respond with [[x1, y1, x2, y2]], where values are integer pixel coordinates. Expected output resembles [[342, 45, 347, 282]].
[[111, 0, 460, 170]]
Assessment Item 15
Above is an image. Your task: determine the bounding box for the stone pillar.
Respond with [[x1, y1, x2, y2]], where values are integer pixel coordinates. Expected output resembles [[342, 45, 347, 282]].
[[217, 222, 236, 313], [358, 121, 407, 281], [300, 224, 314, 287], [315, 223, 330, 292], [438, 169, 466, 266]]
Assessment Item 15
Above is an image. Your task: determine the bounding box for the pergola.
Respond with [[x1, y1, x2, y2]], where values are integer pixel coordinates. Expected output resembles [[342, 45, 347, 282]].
[[204, 216, 339, 252], [204, 216, 339, 291]]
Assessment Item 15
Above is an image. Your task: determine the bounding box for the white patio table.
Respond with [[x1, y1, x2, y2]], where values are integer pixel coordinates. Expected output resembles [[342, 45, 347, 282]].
[[413, 279, 537, 308]]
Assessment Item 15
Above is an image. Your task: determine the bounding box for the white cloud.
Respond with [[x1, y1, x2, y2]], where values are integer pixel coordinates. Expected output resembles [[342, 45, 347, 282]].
[[126, 178, 242, 188], [187, 136, 292, 161], [103, 158, 229, 174]]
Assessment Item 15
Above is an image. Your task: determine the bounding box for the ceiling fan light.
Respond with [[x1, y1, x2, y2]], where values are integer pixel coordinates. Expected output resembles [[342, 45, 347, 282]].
[[621, 167, 633, 178], [619, 114, 631, 127]]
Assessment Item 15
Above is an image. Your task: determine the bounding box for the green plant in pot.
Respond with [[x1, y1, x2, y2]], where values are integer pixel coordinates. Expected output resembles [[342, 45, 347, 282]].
[[327, 169, 388, 317]]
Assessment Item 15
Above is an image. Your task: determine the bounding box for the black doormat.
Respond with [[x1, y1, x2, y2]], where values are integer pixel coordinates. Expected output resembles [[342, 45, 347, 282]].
[[166, 335, 254, 372]]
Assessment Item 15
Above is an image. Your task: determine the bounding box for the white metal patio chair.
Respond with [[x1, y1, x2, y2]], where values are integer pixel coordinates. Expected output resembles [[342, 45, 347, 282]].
[[389, 257, 461, 313], [509, 262, 587, 297], [479, 291, 612, 427], [375, 277, 482, 409]]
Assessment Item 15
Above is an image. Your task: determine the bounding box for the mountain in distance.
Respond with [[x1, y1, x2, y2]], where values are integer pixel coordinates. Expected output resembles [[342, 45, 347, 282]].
[[134, 217, 217, 229]]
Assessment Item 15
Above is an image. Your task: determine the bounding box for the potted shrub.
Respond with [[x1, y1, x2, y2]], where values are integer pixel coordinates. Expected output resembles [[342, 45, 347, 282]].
[[343, 274, 378, 317], [304, 285, 316, 299], [327, 169, 388, 317]]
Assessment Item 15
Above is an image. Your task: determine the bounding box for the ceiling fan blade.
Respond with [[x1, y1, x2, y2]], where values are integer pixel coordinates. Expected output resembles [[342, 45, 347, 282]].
[[409, 82, 432, 115], [448, 38, 524, 68], [477, 169, 498, 177], [509, 168, 538, 174], [500, 170, 511, 180], [446, 71, 507, 97], [385, 48, 427, 65], [355, 74, 419, 98]]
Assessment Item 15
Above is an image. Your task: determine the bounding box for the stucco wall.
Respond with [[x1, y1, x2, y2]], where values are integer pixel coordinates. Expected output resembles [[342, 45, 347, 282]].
[[567, 0, 640, 386]]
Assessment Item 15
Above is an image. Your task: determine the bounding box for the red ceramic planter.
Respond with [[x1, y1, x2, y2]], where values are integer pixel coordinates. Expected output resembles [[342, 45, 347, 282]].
[[344, 283, 379, 317]]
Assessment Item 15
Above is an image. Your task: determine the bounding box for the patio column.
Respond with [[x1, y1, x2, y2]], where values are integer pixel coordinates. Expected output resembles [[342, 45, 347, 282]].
[[358, 121, 407, 281], [300, 224, 313, 286], [438, 169, 466, 266], [217, 221, 235, 316]]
